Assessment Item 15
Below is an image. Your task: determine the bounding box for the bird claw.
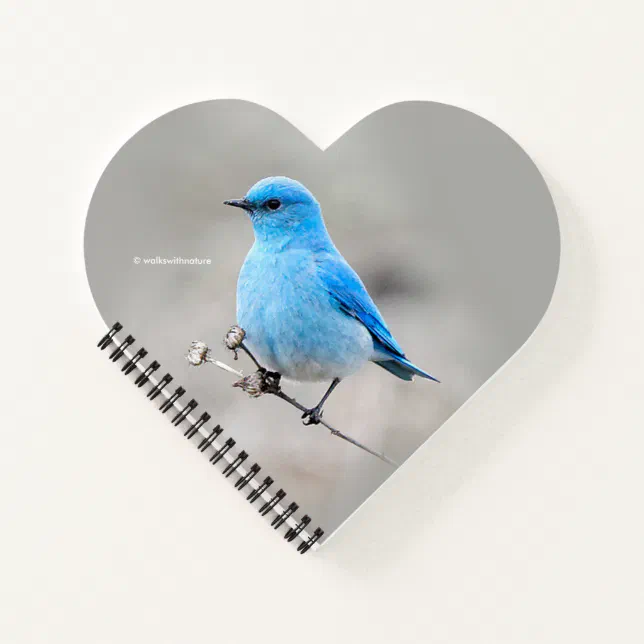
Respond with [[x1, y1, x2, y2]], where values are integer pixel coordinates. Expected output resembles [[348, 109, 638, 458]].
[[301, 407, 324, 426], [261, 370, 282, 395]]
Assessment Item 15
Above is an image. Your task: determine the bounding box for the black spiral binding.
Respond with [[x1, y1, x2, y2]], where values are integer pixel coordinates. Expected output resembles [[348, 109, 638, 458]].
[[98, 322, 324, 553]]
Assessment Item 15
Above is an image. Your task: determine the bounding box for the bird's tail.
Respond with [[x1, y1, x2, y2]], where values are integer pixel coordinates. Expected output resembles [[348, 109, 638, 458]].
[[373, 354, 440, 383]]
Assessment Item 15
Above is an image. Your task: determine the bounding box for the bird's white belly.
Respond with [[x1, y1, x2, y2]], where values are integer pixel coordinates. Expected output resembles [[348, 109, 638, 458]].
[[265, 320, 373, 382]]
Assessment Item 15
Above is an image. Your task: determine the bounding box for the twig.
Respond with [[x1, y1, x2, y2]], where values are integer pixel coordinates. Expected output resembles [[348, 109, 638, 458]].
[[268, 382, 397, 466], [186, 330, 398, 467]]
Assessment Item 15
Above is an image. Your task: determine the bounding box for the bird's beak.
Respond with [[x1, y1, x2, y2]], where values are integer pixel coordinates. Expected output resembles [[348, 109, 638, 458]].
[[223, 198, 254, 212]]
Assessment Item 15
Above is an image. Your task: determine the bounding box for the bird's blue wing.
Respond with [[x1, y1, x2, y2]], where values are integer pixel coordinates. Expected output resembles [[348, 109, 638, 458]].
[[316, 251, 439, 382], [315, 252, 405, 357]]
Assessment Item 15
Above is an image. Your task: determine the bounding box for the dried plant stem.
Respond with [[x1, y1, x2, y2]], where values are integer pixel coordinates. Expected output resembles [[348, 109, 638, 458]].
[[240, 344, 264, 371], [238, 341, 398, 467], [268, 381, 398, 466], [187, 334, 398, 467]]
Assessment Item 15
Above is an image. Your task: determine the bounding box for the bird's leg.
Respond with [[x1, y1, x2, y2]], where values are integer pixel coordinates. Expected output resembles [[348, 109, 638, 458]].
[[302, 378, 341, 426]]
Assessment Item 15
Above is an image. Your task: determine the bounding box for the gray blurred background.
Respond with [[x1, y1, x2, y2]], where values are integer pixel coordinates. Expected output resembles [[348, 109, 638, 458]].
[[84, 100, 559, 541]]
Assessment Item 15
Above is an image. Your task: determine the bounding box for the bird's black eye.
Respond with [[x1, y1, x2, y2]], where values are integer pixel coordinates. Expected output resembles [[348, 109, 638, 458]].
[[266, 199, 281, 210]]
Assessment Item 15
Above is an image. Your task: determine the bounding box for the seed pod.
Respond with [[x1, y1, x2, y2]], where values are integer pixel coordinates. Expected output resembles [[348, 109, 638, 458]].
[[224, 325, 246, 351], [186, 340, 210, 366], [233, 371, 265, 398]]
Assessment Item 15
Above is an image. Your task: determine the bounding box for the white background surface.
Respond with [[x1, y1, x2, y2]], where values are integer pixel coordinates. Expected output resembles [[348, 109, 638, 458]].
[[1, 1, 642, 642]]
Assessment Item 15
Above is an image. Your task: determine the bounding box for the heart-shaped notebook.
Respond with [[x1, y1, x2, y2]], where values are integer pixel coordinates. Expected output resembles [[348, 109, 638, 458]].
[[86, 100, 559, 550]]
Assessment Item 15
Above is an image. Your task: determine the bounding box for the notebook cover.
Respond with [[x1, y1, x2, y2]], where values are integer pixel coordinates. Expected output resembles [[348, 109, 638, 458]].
[[85, 100, 559, 550]]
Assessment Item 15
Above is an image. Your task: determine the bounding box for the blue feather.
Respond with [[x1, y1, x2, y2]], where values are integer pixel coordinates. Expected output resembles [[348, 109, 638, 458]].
[[317, 253, 439, 382]]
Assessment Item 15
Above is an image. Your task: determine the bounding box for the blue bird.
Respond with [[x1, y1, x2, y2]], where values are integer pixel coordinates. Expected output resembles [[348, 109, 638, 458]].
[[225, 176, 438, 425]]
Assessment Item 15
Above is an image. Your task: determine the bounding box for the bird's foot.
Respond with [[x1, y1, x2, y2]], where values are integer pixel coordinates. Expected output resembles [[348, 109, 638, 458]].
[[260, 369, 282, 395], [301, 406, 324, 426]]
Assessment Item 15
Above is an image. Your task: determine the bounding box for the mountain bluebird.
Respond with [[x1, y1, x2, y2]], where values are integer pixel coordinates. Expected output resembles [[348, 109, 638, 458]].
[[225, 176, 437, 425]]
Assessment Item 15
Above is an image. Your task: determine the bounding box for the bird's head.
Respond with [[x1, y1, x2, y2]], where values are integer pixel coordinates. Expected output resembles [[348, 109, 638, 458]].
[[224, 177, 325, 244]]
